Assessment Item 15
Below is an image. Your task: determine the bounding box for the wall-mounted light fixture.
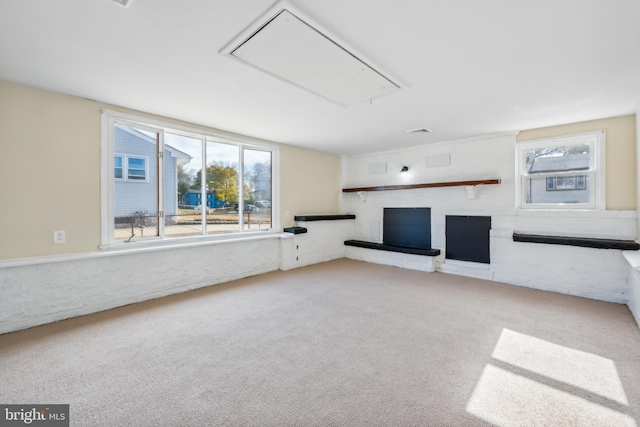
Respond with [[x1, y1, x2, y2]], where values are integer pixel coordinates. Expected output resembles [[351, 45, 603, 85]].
[[400, 166, 409, 172]]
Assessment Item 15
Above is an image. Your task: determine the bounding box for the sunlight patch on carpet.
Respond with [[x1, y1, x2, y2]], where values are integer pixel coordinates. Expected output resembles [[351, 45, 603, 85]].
[[466, 365, 636, 427], [492, 328, 628, 405], [466, 328, 635, 426]]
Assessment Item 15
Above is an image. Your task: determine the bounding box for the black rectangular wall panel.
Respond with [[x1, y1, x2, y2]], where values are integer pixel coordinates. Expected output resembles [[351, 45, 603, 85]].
[[446, 215, 491, 264], [383, 208, 431, 249]]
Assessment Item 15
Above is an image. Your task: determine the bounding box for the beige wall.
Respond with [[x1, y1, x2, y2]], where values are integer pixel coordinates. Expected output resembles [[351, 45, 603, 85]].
[[280, 145, 340, 227], [517, 115, 637, 210], [1, 79, 634, 260], [0, 80, 341, 260]]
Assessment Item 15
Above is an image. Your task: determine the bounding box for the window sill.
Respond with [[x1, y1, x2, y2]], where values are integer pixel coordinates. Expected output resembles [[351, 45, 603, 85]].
[[517, 206, 599, 212], [100, 230, 281, 252], [0, 232, 284, 269]]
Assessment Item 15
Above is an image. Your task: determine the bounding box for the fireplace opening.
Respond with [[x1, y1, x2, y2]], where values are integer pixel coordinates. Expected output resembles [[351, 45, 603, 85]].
[[383, 207, 432, 249], [445, 215, 491, 264]]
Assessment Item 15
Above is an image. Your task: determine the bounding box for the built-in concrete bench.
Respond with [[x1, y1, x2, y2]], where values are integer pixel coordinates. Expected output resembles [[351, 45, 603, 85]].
[[513, 233, 639, 250], [344, 240, 441, 256]]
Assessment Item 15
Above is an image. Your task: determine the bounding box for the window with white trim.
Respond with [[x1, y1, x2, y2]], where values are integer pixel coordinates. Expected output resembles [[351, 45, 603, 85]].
[[114, 155, 124, 180], [114, 154, 148, 182], [127, 157, 147, 181], [101, 110, 279, 245], [516, 130, 605, 209]]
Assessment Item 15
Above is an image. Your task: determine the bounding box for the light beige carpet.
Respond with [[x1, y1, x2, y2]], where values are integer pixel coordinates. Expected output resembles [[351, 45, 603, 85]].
[[1, 259, 639, 426]]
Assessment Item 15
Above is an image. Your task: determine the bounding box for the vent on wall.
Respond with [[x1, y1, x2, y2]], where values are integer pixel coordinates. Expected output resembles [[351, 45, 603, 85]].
[[369, 162, 388, 175], [111, 0, 132, 7], [221, 3, 400, 107]]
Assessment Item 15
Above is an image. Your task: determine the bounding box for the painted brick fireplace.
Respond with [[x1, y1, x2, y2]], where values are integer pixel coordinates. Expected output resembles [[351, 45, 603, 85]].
[[340, 132, 636, 303]]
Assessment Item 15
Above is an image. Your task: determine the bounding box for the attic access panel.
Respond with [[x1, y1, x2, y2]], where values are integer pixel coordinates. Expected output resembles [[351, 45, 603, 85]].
[[227, 9, 399, 107]]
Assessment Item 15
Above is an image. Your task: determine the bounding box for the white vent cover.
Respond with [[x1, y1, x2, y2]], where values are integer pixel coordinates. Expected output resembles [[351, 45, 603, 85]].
[[222, 5, 400, 107], [111, 0, 132, 7], [368, 162, 387, 175], [426, 153, 451, 168]]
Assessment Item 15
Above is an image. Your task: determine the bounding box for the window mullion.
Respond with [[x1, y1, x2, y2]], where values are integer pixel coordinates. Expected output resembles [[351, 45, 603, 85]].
[[238, 146, 245, 231], [524, 170, 591, 179], [157, 132, 165, 238], [201, 137, 207, 236]]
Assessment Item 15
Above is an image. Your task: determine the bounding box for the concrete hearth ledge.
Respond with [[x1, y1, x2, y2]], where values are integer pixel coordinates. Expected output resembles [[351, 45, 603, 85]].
[[344, 240, 441, 256]]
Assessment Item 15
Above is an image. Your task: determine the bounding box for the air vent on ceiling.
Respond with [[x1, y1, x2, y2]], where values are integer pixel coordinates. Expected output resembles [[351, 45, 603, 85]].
[[112, 0, 132, 7], [221, 3, 400, 107], [406, 128, 433, 134]]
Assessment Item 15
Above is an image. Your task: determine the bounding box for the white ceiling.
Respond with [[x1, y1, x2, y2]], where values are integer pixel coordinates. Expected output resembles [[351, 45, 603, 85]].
[[1, 0, 638, 156]]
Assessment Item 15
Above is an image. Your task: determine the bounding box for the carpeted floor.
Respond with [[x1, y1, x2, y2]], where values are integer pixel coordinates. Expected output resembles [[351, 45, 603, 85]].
[[1, 259, 639, 426]]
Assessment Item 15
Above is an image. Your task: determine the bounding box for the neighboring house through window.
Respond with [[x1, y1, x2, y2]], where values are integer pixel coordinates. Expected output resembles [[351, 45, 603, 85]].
[[546, 175, 587, 191], [101, 110, 278, 245], [516, 130, 605, 209]]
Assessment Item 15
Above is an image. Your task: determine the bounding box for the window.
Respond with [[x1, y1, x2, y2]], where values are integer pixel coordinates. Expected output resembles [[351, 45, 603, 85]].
[[101, 110, 279, 245], [114, 155, 148, 182], [545, 175, 587, 191], [516, 130, 605, 209], [127, 157, 147, 180], [546, 177, 555, 191], [114, 155, 123, 179]]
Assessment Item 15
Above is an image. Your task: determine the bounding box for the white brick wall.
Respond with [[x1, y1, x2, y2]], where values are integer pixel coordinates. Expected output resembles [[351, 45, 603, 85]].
[[280, 219, 354, 270], [345, 246, 437, 272], [0, 236, 281, 334], [492, 235, 630, 303], [623, 252, 640, 328], [629, 269, 640, 328], [342, 132, 638, 305]]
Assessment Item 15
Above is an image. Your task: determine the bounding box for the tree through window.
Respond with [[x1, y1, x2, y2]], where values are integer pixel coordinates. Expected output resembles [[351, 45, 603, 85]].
[[102, 111, 276, 244]]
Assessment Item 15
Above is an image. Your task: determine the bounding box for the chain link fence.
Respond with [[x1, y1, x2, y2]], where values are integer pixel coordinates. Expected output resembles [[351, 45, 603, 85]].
[[114, 208, 271, 240]]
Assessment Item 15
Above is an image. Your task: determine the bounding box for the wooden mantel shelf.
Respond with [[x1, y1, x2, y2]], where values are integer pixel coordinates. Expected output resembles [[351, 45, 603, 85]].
[[342, 179, 501, 193]]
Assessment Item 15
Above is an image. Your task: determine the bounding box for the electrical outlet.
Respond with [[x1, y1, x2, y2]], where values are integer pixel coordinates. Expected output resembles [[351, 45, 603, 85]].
[[53, 230, 66, 244]]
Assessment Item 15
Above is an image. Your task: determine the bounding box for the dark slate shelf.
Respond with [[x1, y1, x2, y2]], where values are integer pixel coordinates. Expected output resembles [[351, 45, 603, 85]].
[[294, 214, 356, 222], [513, 233, 640, 250], [344, 240, 441, 256], [283, 226, 308, 234]]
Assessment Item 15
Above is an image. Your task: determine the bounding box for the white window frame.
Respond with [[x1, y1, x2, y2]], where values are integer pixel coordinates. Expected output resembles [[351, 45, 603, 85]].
[[114, 154, 149, 183], [516, 130, 605, 210], [126, 155, 148, 181], [114, 155, 124, 181], [101, 109, 280, 248]]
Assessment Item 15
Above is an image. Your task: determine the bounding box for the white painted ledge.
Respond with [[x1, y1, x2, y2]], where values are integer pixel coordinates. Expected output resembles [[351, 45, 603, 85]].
[[622, 251, 640, 270], [0, 232, 286, 269]]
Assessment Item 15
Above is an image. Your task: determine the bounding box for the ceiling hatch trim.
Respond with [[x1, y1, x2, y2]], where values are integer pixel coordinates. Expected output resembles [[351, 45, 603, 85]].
[[220, 0, 401, 107]]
